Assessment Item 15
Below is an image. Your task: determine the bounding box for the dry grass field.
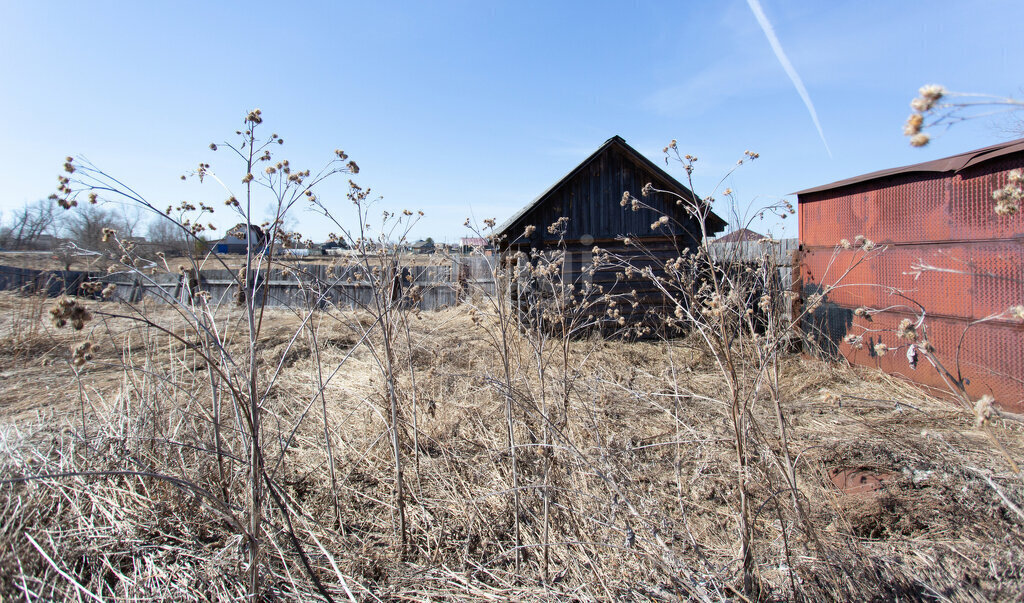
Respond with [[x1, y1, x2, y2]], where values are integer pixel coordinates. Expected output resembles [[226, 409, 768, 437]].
[[0, 289, 1022, 601]]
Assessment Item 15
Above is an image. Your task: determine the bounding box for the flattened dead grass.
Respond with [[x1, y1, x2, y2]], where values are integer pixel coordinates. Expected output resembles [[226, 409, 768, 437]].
[[0, 291, 1021, 600]]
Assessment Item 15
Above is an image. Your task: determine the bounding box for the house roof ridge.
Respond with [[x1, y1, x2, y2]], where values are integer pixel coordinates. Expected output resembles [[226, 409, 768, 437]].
[[495, 136, 726, 238]]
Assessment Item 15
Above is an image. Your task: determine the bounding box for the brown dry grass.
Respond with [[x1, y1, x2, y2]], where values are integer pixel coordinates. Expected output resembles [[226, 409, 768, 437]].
[[0, 290, 1021, 600]]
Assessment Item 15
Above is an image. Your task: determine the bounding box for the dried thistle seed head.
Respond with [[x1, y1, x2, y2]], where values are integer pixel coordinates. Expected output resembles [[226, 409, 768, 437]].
[[992, 182, 1022, 216], [873, 342, 888, 356], [805, 292, 823, 313], [546, 216, 568, 234], [974, 394, 995, 427], [909, 133, 930, 147], [903, 113, 924, 136], [919, 84, 945, 99], [51, 296, 91, 329], [71, 341, 94, 367], [79, 281, 103, 294], [897, 318, 918, 341]]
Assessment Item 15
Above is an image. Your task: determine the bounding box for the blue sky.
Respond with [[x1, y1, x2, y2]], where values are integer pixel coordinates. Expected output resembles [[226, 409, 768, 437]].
[[2, 0, 1022, 243]]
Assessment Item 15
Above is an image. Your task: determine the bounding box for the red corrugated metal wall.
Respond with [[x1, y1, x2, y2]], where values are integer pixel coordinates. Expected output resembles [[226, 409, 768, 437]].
[[799, 155, 1024, 411]]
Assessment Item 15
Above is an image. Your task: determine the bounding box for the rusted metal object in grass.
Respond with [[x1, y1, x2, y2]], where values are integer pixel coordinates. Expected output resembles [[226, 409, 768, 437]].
[[828, 467, 895, 495]]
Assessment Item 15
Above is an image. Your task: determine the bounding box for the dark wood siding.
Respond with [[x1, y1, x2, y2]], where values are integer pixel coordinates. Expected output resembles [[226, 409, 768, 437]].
[[506, 145, 702, 246], [498, 137, 724, 336], [507, 238, 698, 337]]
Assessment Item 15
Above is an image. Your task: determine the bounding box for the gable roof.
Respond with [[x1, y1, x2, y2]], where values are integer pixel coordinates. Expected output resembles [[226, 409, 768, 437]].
[[218, 223, 268, 246], [713, 228, 764, 244], [795, 137, 1024, 197], [496, 135, 727, 238]]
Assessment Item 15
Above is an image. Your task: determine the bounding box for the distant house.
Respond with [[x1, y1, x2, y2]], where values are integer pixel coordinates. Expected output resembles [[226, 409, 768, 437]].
[[215, 224, 268, 255], [34, 234, 62, 250], [494, 135, 726, 333], [459, 237, 489, 253], [709, 228, 770, 262], [713, 228, 763, 244], [319, 240, 350, 256], [411, 239, 435, 254]]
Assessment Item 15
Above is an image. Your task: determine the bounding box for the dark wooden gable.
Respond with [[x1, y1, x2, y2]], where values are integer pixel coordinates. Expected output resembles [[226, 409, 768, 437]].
[[497, 136, 726, 248]]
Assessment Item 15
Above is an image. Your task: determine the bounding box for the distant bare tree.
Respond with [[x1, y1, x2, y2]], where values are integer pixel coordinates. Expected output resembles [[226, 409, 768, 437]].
[[51, 242, 95, 271], [146, 217, 189, 255], [0, 200, 58, 250], [58, 203, 131, 256]]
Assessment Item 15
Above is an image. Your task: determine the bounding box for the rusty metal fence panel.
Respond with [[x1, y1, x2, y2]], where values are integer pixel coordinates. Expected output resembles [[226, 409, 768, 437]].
[[799, 153, 1024, 411]]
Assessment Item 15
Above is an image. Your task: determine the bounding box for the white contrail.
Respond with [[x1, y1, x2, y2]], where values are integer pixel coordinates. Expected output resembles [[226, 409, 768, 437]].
[[746, 0, 832, 157]]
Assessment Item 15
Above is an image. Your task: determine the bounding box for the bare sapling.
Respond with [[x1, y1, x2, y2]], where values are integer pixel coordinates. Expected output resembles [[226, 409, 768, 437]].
[[48, 109, 360, 599], [613, 142, 884, 596], [309, 188, 428, 553]]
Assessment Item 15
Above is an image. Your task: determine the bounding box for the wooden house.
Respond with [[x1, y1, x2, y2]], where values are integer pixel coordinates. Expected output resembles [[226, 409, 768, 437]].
[[495, 135, 726, 333], [215, 224, 269, 255], [410, 239, 435, 254]]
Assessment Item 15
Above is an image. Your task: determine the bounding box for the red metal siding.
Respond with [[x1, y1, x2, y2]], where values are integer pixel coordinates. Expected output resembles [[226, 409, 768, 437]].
[[801, 243, 1023, 321], [827, 311, 1023, 406], [799, 154, 1024, 412]]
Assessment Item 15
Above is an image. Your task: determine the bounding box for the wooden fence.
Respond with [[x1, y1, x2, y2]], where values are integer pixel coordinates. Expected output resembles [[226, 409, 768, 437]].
[[0, 257, 499, 312], [0, 242, 797, 317]]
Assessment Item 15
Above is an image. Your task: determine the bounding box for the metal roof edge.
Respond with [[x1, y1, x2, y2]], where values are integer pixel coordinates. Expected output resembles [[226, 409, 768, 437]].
[[794, 137, 1024, 197]]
